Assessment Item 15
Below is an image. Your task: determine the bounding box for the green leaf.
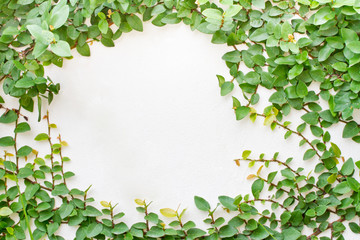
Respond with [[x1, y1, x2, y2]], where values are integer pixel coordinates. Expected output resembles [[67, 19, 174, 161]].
[[275, 55, 296, 65], [349, 222, 360, 234], [252, 0, 265, 9], [313, 6, 334, 25], [76, 43, 91, 57], [347, 41, 360, 54], [17, 146, 32, 157], [52, 183, 69, 196], [194, 196, 210, 211], [3, 26, 20, 36], [86, 222, 103, 238], [221, 82, 234, 96], [211, 31, 227, 44], [0, 110, 18, 123], [303, 149, 316, 160], [281, 168, 295, 180], [33, 42, 48, 58], [219, 225, 238, 238], [341, 28, 359, 44], [218, 196, 237, 211], [318, 45, 335, 62], [331, 142, 341, 157], [187, 228, 206, 239], [161, 14, 181, 24], [224, 5, 242, 17], [202, 9, 222, 20], [310, 125, 323, 137], [0, 136, 15, 147], [58, 203, 75, 219], [217, 75, 225, 87], [347, 177, 360, 192], [160, 208, 177, 218], [222, 50, 241, 63], [47, 222, 59, 236], [112, 223, 129, 234], [101, 37, 115, 47], [112, 12, 121, 27], [327, 173, 337, 184], [126, 15, 143, 31], [83, 206, 102, 217], [301, 112, 319, 125], [235, 106, 250, 120], [146, 226, 165, 238], [98, 19, 109, 34], [341, 158, 354, 176], [232, 96, 240, 108], [245, 72, 261, 85], [332, 62, 347, 72], [15, 77, 35, 88], [246, 219, 258, 231], [51, 40, 72, 57], [4, 161, 16, 172], [182, 221, 195, 230], [64, 171, 75, 179], [242, 150, 251, 159], [251, 179, 264, 199], [296, 81, 308, 98], [333, 0, 357, 7], [326, 36, 344, 49], [249, 28, 269, 42], [288, 64, 303, 80], [49, 1, 69, 29], [25, 184, 40, 200], [0, 207, 13, 216], [269, 91, 286, 105], [282, 227, 301, 240], [343, 121, 360, 138], [281, 21, 293, 40], [18, 0, 33, 5], [333, 182, 351, 194], [250, 224, 269, 240], [145, 212, 159, 223], [34, 133, 49, 141], [27, 25, 54, 45]]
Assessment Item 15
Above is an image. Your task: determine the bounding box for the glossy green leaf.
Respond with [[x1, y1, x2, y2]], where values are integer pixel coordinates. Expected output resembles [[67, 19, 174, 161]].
[[194, 196, 210, 211], [126, 15, 143, 31], [51, 40, 72, 57]]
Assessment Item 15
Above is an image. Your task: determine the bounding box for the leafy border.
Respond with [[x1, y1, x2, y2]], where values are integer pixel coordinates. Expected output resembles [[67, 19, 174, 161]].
[[1, 0, 360, 239]]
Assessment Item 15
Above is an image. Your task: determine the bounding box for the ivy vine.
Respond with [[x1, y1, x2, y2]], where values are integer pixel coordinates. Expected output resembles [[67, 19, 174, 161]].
[[1, 0, 360, 239]]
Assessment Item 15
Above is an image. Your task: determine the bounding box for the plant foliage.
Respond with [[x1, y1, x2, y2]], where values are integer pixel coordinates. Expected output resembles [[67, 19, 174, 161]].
[[1, 0, 360, 239]]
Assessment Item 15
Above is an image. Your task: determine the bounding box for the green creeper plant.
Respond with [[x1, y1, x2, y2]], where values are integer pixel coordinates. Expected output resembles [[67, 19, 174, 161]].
[[1, 0, 360, 239]]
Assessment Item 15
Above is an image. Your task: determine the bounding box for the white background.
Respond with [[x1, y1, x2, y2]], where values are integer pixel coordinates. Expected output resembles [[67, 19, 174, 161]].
[[2, 22, 359, 237]]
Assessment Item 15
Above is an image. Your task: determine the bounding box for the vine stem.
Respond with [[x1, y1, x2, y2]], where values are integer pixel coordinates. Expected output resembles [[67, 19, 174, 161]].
[[257, 114, 321, 158], [15, 181, 34, 240], [257, 176, 299, 201], [58, 134, 67, 186], [237, 158, 325, 192], [14, 106, 21, 173], [0, 74, 9, 82], [208, 210, 219, 233], [144, 206, 150, 231], [45, 111, 55, 189], [1, 168, 66, 199], [0, 105, 28, 121], [307, 217, 345, 239], [244, 198, 289, 211]]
